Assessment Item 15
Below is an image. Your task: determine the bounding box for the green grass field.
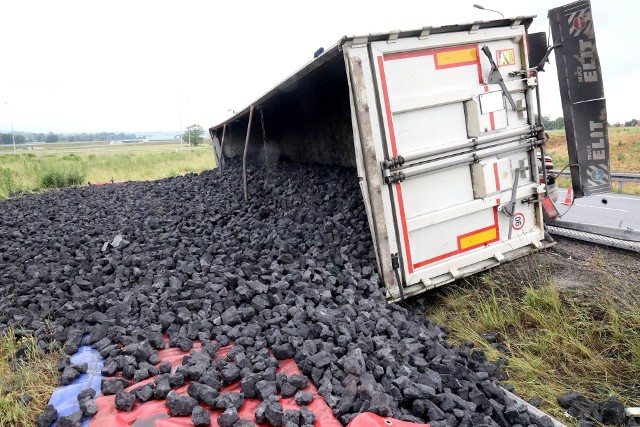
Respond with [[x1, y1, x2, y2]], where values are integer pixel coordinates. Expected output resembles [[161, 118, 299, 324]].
[[547, 127, 640, 194], [0, 143, 215, 199]]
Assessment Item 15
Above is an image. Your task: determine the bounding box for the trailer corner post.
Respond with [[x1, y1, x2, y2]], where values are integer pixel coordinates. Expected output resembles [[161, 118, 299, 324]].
[[243, 105, 255, 201]]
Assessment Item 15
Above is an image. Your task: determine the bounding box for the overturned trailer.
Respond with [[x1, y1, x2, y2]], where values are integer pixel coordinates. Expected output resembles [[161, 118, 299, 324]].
[[210, 3, 609, 301]]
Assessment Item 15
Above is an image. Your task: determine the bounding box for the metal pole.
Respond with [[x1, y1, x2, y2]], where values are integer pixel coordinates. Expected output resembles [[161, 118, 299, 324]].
[[178, 93, 183, 147], [5, 103, 15, 153], [243, 106, 255, 201], [218, 123, 227, 171]]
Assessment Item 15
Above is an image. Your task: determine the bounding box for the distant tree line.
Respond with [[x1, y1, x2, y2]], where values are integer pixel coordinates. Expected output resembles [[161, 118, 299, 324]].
[[0, 131, 139, 144], [536, 116, 640, 130], [538, 115, 566, 130]]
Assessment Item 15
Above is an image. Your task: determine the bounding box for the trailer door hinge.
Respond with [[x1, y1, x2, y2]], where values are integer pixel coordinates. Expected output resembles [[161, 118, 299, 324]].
[[383, 155, 405, 169], [385, 172, 405, 184]]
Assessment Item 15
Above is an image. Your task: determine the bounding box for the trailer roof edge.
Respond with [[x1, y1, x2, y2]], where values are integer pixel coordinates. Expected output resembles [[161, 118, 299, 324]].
[[208, 16, 535, 134]]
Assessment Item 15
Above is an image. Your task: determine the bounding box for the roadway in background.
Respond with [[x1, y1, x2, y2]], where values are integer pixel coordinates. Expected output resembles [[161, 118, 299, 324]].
[[555, 188, 640, 231]]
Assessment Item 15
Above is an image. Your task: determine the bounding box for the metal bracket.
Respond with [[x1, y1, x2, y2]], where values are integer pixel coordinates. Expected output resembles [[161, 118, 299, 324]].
[[391, 253, 400, 269], [511, 18, 522, 29], [419, 27, 431, 40], [388, 30, 399, 43], [469, 23, 480, 34], [352, 36, 369, 47], [391, 253, 405, 301]]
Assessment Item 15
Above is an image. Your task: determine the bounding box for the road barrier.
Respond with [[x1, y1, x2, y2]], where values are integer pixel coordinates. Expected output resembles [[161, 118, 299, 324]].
[[551, 170, 640, 193]]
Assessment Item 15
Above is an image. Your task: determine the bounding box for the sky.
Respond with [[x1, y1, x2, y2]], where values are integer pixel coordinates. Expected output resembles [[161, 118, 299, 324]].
[[0, 0, 637, 134]]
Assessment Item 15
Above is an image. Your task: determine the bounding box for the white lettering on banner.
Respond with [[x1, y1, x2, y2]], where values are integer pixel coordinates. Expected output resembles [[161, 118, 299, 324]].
[[578, 40, 598, 82], [589, 120, 606, 160]]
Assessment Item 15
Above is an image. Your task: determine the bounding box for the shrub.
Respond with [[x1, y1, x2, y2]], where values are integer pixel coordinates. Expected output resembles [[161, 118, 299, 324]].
[[37, 164, 86, 189], [62, 154, 81, 161]]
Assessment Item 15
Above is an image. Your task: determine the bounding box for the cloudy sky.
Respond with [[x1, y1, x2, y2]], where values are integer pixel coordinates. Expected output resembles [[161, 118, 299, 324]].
[[0, 0, 636, 134]]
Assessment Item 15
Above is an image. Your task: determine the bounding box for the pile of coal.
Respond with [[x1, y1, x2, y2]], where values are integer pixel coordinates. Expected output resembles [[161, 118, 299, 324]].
[[1, 159, 555, 426], [557, 392, 637, 426]]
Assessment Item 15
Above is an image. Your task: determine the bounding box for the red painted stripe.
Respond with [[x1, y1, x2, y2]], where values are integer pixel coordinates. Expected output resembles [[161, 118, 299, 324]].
[[395, 182, 413, 274], [493, 162, 501, 191], [412, 206, 501, 270], [475, 45, 483, 84], [385, 49, 435, 61], [493, 206, 500, 241], [434, 60, 479, 69], [483, 85, 496, 131], [413, 249, 460, 269], [376, 56, 398, 157]]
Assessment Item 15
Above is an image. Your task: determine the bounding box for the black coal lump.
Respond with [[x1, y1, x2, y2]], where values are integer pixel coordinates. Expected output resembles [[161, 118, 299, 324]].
[[165, 390, 198, 416], [36, 404, 58, 427], [191, 405, 211, 427], [115, 390, 136, 411]]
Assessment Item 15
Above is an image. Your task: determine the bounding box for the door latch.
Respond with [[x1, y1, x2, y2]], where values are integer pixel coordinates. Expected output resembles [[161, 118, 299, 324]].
[[481, 45, 525, 112]]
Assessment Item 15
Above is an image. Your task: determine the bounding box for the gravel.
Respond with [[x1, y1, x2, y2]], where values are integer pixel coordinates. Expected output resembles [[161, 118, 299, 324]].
[[1, 160, 562, 426]]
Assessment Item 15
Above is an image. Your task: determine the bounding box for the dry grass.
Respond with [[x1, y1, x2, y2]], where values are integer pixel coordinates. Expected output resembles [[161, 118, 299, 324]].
[[425, 253, 640, 422], [0, 328, 61, 427]]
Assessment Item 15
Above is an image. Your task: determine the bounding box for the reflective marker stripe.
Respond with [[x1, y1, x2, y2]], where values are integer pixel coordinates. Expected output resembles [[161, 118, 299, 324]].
[[434, 46, 478, 69], [458, 227, 498, 251]]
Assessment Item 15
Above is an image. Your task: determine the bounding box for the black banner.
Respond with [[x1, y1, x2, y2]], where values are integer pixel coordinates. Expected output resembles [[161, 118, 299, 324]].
[[549, 0, 610, 197]]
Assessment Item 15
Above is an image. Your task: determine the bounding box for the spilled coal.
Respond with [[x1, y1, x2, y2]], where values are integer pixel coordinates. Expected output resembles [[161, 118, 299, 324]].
[[1, 160, 554, 427]]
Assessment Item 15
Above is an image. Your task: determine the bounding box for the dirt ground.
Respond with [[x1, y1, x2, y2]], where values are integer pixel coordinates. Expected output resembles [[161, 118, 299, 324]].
[[545, 235, 640, 291]]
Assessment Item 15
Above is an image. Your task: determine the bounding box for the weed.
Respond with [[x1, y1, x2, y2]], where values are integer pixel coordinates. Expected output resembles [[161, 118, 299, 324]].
[[0, 328, 60, 427], [62, 154, 81, 161], [0, 167, 20, 199], [617, 153, 626, 162]]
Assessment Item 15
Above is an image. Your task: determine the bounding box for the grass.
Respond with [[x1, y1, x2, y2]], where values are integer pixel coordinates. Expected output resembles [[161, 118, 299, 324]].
[[0, 328, 61, 427], [0, 144, 215, 199], [425, 254, 640, 422], [546, 127, 640, 195]]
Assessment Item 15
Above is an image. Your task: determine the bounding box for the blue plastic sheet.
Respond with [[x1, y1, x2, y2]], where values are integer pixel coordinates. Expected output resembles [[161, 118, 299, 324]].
[[48, 345, 104, 427]]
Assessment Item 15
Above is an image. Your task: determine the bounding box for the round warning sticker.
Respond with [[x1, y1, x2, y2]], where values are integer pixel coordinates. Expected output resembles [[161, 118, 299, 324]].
[[512, 213, 525, 230]]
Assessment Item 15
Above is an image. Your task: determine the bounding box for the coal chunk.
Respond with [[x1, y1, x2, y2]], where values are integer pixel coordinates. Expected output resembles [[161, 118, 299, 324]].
[[295, 391, 314, 406], [101, 378, 131, 395], [215, 392, 245, 410], [217, 408, 239, 427], [115, 390, 136, 411], [36, 404, 58, 427], [165, 390, 198, 416], [191, 405, 211, 427]]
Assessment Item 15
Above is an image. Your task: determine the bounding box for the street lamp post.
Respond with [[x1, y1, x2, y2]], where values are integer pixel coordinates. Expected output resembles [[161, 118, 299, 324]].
[[4, 102, 15, 153], [473, 4, 505, 18]]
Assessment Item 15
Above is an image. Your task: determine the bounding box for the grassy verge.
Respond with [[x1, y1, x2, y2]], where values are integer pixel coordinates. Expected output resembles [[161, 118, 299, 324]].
[[0, 328, 61, 427], [425, 253, 640, 421], [0, 146, 215, 199]]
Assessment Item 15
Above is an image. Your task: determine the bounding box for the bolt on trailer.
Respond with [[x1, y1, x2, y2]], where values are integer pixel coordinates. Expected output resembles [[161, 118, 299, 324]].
[[209, 2, 609, 302]]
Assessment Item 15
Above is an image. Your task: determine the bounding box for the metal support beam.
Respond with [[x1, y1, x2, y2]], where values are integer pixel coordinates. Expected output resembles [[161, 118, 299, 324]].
[[218, 123, 227, 172], [243, 105, 255, 201]]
